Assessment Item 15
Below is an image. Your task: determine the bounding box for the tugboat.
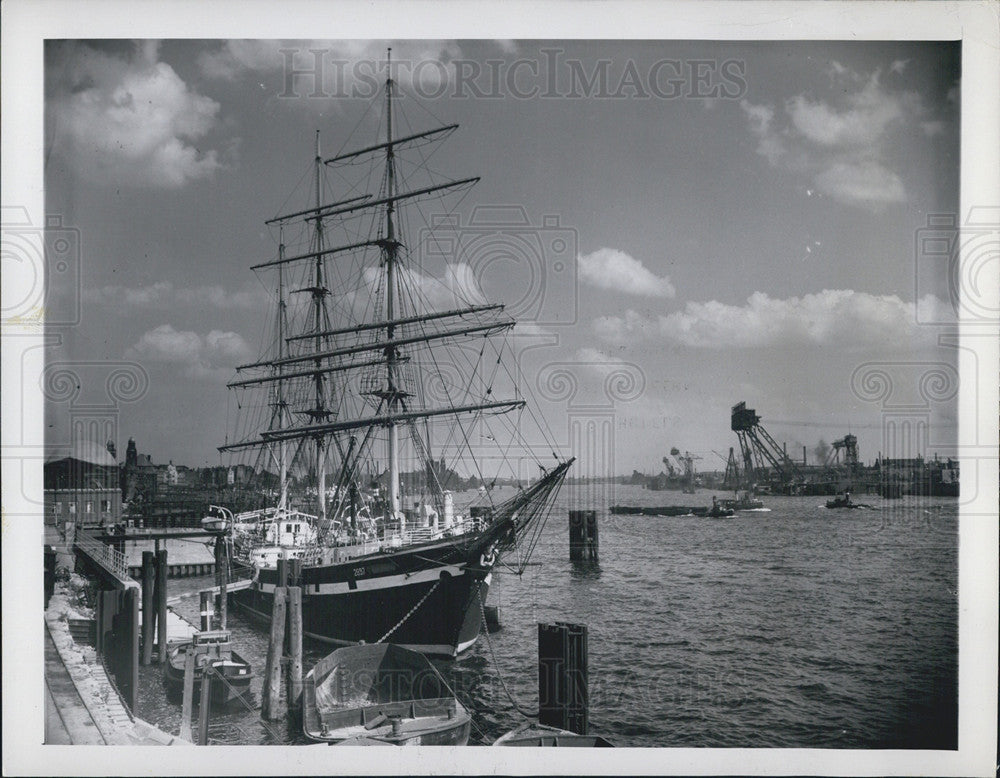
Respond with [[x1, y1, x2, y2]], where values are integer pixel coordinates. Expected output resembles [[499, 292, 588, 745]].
[[220, 49, 573, 657], [825, 491, 858, 509], [707, 496, 735, 518]]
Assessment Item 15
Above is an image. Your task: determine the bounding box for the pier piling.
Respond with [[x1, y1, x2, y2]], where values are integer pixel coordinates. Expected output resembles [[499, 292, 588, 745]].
[[287, 586, 303, 713], [538, 622, 589, 735], [180, 649, 196, 742], [214, 536, 228, 630], [141, 551, 155, 665], [569, 510, 599, 562], [261, 587, 287, 721], [155, 548, 168, 663], [199, 591, 213, 632], [197, 664, 213, 745]]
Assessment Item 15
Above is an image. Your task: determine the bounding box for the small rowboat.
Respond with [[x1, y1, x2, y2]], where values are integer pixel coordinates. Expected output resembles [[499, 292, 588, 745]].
[[493, 722, 615, 747], [303, 643, 471, 745]]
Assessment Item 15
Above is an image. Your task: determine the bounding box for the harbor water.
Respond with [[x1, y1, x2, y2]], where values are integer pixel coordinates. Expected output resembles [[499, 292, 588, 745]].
[[135, 485, 958, 748]]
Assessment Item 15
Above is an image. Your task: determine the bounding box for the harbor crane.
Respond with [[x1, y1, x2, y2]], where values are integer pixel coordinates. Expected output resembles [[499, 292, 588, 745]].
[[673, 449, 702, 494], [824, 434, 859, 469], [731, 401, 801, 491]]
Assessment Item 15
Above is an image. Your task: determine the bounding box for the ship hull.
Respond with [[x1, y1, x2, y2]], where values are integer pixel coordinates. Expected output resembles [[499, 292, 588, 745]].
[[231, 537, 493, 657]]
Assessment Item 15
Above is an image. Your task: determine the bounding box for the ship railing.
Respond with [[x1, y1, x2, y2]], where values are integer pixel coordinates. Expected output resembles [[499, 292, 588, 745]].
[[395, 519, 483, 546]]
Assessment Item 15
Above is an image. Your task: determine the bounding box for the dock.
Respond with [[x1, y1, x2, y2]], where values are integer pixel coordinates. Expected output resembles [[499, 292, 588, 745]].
[[44, 615, 191, 745]]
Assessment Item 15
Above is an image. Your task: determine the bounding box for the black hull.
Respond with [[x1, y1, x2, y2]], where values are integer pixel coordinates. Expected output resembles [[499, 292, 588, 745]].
[[232, 537, 492, 657]]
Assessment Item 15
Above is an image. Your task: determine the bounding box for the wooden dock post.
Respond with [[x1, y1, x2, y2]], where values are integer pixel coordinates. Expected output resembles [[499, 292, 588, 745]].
[[214, 535, 228, 630], [124, 586, 140, 712], [180, 649, 196, 742], [261, 587, 287, 720], [538, 622, 589, 735], [569, 510, 598, 562], [197, 663, 213, 745], [199, 591, 213, 632], [155, 548, 169, 662], [141, 551, 155, 665], [287, 586, 303, 714]]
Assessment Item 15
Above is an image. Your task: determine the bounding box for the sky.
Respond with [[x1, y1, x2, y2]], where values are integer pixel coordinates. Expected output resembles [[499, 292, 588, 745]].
[[42, 38, 962, 475]]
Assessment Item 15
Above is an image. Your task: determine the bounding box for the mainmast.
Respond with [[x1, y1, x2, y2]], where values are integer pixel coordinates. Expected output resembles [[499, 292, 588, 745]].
[[311, 130, 329, 522], [383, 48, 402, 518]]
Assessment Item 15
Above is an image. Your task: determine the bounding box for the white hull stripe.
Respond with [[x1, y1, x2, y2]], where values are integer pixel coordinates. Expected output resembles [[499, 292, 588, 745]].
[[258, 563, 468, 595]]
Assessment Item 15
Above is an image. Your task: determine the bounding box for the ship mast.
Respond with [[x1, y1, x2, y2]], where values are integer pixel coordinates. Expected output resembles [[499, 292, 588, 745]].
[[383, 48, 402, 518], [277, 240, 288, 512], [312, 130, 329, 522]]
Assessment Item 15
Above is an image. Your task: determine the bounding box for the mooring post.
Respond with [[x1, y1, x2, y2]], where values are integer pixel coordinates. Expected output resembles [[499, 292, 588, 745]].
[[180, 648, 196, 742], [215, 535, 228, 630], [125, 586, 140, 712], [569, 510, 597, 562], [538, 622, 589, 735], [261, 587, 287, 721], [141, 551, 155, 664], [199, 590, 213, 632], [569, 511, 584, 561], [287, 586, 303, 713], [197, 663, 213, 745], [156, 548, 169, 662], [586, 511, 599, 562]]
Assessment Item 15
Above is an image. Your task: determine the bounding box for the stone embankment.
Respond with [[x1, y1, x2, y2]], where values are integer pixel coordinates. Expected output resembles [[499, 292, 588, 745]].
[[44, 569, 190, 745]]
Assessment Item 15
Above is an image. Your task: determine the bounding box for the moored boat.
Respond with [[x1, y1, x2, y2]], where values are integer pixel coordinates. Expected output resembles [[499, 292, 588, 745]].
[[302, 643, 471, 745], [163, 631, 253, 706], [493, 722, 615, 747], [220, 50, 573, 657]]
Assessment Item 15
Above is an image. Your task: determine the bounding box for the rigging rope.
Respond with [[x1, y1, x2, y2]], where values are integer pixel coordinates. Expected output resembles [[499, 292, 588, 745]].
[[477, 584, 537, 720]]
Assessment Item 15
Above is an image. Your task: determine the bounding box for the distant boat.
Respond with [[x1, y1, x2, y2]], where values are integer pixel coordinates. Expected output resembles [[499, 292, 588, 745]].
[[302, 644, 471, 745], [825, 492, 859, 509], [493, 722, 615, 747], [719, 491, 764, 511], [707, 505, 736, 518]]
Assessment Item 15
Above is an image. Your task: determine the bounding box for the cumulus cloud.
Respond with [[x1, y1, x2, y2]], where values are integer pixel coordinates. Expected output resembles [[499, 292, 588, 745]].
[[46, 41, 226, 188], [127, 324, 253, 379], [740, 64, 951, 208], [594, 290, 951, 349], [352, 262, 487, 316], [578, 248, 675, 298], [83, 281, 268, 310], [197, 39, 462, 100]]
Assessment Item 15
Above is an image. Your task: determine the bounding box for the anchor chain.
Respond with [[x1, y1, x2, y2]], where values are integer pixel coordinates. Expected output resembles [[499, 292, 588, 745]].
[[375, 578, 441, 644]]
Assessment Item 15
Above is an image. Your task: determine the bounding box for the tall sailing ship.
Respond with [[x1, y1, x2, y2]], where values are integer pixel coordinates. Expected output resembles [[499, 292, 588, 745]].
[[220, 52, 572, 657]]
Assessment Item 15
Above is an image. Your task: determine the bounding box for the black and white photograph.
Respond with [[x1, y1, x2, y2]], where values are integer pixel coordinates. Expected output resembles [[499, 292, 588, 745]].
[[3, 1, 997, 775]]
